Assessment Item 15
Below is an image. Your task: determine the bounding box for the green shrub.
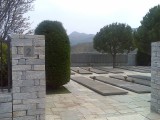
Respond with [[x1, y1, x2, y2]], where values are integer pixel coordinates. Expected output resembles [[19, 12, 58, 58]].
[[35, 20, 70, 89], [136, 50, 151, 66]]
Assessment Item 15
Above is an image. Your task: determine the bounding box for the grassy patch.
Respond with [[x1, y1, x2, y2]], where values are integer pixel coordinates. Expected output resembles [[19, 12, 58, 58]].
[[46, 86, 71, 95]]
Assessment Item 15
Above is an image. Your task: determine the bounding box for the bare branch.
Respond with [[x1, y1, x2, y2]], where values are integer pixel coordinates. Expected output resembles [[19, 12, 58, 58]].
[[0, 0, 35, 39]]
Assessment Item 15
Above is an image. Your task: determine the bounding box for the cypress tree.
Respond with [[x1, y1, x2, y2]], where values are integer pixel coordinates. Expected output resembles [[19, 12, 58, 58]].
[[35, 20, 70, 89]]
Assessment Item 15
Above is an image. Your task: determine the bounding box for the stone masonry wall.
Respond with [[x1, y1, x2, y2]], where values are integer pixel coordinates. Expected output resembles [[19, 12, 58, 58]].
[[0, 92, 12, 120], [71, 53, 129, 67], [11, 34, 46, 120], [151, 42, 160, 114]]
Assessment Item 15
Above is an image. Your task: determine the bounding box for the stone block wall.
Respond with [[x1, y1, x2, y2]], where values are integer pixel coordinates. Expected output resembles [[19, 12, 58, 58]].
[[11, 34, 46, 120], [71, 53, 129, 66], [151, 42, 160, 113], [0, 92, 12, 120]]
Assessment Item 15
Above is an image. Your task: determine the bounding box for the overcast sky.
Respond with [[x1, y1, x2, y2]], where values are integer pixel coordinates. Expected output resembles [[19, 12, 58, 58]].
[[28, 0, 160, 34]]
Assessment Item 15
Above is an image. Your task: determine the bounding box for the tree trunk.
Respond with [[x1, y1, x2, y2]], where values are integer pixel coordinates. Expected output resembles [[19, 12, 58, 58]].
[[112, 55, 116, 68]]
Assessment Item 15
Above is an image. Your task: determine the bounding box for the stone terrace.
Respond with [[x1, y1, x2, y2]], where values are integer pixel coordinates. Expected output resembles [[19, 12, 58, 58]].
[[45, 67, 160, 120]]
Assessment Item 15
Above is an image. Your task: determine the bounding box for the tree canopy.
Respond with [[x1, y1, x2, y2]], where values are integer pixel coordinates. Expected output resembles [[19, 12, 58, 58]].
[[0, 0, 35, 39], [134, 5, 160, 55], [94, 23, 133, 67], [35, 20, 70, 89]]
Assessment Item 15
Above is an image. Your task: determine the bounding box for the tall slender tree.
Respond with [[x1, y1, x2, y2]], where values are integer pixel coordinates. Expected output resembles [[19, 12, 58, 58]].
[[35, 20, 70, 89]]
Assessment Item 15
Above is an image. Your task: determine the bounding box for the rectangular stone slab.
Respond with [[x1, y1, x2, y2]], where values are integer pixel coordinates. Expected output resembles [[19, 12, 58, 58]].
[[94, 67, 124, 74], [130, 69, 150, 73], [109, 75, 151, 86], [127, 75, 151, 81], [127, 75, 151, 86], [116, 66, 150, 73], [109, 75, 127, 80], [133, 66, 151, 71], [71, 76, 128, 96], [92, 76, 151, 93], [71, 67, 92, 74], [126, 77, 151, 86], [81, 67, 108, 74]]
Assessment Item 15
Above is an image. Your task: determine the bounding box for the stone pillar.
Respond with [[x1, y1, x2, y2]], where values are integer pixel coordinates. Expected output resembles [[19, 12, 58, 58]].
[[151, 42, 160, 114], [11, 34, 46, 120]]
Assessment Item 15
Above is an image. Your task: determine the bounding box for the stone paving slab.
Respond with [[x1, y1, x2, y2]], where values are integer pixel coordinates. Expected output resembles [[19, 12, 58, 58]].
[[94, 67, 124, 74], [92, 76, 151, 93], [109, 75, 151, 86], [71, 67, 92, 74], [46, 79, 160, 120], [71, 76, 128, 96], [107, 114, 149, 120], [81, 67, 108, 74]]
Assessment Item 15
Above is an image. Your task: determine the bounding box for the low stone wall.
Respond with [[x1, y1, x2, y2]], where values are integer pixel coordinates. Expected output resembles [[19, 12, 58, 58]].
[[0, 92, 12, 120], [151, 42, 160, 114], [71, 53, 136, 66]]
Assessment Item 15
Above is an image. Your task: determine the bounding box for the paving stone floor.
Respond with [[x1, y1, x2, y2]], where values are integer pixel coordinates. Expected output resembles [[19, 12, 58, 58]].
[[45, 68, 160, 120]]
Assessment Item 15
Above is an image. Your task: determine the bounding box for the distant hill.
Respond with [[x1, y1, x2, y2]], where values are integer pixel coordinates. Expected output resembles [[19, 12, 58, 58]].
[[71, 42, 98, 53], [69, 31, 95, 46]]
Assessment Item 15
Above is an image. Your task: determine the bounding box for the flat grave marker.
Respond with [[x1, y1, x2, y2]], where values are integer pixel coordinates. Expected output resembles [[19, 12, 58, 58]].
[[71, 67, 92, 74], [81, 67, 108, 74], [71, 76, 128, 96], [92, 76, 151, 93], [94, 67, 124, 74]]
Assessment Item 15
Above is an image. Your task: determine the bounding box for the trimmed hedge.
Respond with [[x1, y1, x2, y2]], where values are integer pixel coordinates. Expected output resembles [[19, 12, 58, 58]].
[[35, 20, 70, 89]]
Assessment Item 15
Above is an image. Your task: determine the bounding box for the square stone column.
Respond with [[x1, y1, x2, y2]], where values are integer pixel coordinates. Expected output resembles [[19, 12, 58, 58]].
[[151, 41, 160, 114], [11, 34, 46, 120]]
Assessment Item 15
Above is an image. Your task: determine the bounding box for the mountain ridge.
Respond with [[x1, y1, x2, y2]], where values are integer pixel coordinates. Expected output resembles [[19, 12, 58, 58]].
[[69, 31, 95, 46], [71, 42, 97, 53]]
